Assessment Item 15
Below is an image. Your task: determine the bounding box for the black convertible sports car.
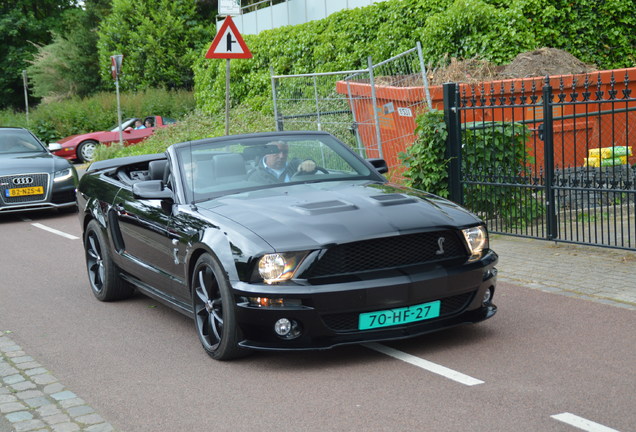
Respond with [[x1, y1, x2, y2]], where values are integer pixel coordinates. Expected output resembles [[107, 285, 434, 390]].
[[77, 131, 498, 360], [0, 127, 78, 214]]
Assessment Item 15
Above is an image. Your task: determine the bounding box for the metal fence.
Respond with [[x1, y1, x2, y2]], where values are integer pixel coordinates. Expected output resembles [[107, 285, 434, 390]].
[[271, 47, 636, 251], [270, 45, 431, 181], [445, 71, 636, 251]]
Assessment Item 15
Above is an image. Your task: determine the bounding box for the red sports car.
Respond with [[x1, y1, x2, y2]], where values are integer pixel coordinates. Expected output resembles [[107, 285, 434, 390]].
[[51, 116, 176, 163]]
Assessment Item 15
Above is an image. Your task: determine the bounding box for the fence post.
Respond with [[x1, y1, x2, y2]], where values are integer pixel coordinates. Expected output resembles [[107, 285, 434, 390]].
[[313, 75, 322, 131], [443, 82, 463, 204], [416, 42, 433, 110], [542, 78, 558, 240], [270, 67, 284, 131], [368, 56, 384, 159]]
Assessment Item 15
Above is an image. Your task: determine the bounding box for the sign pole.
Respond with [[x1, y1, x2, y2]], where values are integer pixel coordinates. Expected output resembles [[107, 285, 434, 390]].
[[115, 77, 123, 146], [110, 55, 125, 146], [22, 70, 29, 126], [225, 59, 231, 135]]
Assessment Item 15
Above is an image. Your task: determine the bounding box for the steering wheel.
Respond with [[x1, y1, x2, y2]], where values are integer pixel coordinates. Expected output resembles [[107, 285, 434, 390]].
[[292, 165, 329, 178]]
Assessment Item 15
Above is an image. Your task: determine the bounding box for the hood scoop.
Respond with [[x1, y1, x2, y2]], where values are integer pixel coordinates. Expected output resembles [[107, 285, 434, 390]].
[[292, 200, 358, 216], [370, 193, 418, 206]]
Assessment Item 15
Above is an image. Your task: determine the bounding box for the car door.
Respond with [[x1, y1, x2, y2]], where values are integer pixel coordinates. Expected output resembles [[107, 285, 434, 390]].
[[112, 187, 183, 303], [121, 127, 155, 145]]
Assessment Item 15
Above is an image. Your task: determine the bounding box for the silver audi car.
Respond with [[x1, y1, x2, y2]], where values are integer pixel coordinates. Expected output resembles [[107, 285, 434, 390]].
[[0, 127, 78, 214]]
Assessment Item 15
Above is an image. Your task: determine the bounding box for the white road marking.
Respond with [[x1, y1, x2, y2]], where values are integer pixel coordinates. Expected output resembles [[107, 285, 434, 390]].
[[31, 223, 79, 240], [551, 413, 622, 432], [363, 343, 484, 386]]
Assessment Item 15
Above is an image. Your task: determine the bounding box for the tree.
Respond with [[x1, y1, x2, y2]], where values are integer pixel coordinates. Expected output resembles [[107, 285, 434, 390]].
[[97, 0, 215, 92], [0, 0, 78, 109], [27, 0, 111, 100]]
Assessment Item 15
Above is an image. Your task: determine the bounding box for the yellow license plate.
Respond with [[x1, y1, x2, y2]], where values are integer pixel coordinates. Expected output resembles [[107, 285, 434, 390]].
[[6, 186, 44, 197]]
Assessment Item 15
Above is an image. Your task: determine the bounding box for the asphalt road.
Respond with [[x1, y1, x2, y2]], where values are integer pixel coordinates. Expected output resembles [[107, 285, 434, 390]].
[[1, 211, 634, 432]]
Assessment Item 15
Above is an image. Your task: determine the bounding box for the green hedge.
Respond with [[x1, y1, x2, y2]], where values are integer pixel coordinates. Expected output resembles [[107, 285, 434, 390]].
[[0, 89, 195, 143], [194, 0, 636, 114]]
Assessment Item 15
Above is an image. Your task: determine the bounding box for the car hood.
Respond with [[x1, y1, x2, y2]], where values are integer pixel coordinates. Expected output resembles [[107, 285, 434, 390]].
[[55, 132, 103, 144], [0, 152, 71, 175], [197, 181, 480, 251]]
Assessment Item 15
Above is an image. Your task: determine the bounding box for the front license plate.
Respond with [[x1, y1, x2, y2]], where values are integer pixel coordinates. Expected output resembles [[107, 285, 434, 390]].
[[5, 186, 44, 197], [358, 300, 441, 330]]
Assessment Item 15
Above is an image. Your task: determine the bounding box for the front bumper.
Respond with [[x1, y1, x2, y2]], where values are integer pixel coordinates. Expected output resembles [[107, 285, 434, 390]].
[[52, 151, 76, 161], [0, 175, 77, 214], [232, 250, 498, 351]]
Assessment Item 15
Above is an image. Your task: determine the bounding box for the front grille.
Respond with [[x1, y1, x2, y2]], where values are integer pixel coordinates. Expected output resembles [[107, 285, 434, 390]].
[[0, 173, 49, 204], [301, 230, 468, 278], [321, 292, 474, 332]]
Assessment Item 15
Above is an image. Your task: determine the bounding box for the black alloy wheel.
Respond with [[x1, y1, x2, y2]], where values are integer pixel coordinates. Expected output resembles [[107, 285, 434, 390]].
[[84, 220, 133, 301], [192, 253, 246, 360]]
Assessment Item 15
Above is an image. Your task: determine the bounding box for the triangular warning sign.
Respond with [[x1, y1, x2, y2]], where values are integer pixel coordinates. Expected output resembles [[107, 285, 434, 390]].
[[205, 16, 252, 59]]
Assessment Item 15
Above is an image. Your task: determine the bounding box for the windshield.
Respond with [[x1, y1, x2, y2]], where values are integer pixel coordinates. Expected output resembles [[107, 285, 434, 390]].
[[109, 118, 137, 132], [174, 134, 379, 203], [0, 130, 47, 155]]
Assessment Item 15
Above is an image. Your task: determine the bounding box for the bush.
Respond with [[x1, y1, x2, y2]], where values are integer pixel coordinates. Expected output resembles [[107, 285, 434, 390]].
[[461, 121, 544, 227], [93, 106, 275, 161], [399, 109, 450, 198], [0, 89, 195, 142], [400, 114, 544, 228]]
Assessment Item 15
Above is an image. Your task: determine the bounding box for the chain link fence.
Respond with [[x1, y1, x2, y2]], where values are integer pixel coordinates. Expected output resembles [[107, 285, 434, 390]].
[[271, 44, 432, 181]]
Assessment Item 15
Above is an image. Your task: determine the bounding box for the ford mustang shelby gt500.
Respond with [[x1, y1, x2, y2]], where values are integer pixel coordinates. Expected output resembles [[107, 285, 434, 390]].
[[77, 131, 498, 360]]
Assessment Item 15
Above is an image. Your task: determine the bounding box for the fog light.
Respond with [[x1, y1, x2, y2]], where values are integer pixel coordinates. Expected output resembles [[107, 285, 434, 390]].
[[274, 318, 302, 340], [274, 318, 292, 336], [482, 287, 493, 305]]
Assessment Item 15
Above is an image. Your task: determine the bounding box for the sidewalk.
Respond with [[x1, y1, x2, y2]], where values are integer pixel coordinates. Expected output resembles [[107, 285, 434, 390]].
[[0, 333, 115, 432], [490, 234, 636, 310]]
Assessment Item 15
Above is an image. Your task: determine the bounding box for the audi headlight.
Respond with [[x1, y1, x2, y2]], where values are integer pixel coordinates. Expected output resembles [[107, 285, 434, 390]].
[[462, 225, 489, 262], [258, 252, 307, 284], [53, 168, 73, 182]]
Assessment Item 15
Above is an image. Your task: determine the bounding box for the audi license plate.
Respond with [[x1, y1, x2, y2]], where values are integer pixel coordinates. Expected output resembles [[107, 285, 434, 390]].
[[358, 300, 441, 330], [5, 186, 44, 197]]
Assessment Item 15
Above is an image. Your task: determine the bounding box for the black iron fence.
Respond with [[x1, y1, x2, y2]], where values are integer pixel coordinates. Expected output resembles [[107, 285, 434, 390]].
[[444, 70, 636, 250]]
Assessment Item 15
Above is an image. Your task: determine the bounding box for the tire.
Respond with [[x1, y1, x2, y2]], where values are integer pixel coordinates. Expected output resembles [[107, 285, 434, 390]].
[[192, 253, 248, 360], [84, 220, 133, 301], [77, 140, 98, 163]]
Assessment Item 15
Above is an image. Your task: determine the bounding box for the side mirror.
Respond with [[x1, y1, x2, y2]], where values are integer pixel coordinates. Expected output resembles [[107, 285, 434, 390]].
[[367, 158, 388, 174], [48, 143, 62, 152], [132, 180, 173, 200]]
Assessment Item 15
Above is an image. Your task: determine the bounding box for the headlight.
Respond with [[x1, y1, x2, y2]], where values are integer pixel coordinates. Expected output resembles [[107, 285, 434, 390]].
[[53, 168, 73, 182], [462, 225, 489, 261], [258, 252, 307, 284]]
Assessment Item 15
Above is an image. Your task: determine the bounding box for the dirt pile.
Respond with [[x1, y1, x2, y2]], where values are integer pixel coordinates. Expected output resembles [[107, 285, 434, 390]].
[[426, 47, 597, 86], [498, 47, 596, 79]]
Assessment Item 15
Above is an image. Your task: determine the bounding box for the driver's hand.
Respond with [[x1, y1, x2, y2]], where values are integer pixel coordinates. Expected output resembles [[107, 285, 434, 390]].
[[297, 160, 317, 173]]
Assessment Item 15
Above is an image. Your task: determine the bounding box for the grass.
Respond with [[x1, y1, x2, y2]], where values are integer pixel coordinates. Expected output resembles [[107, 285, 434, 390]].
[[93, 106, 276, 161]]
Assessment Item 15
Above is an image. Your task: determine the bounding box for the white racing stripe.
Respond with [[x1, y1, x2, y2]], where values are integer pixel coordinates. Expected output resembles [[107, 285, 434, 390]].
[[31, 223, 80, 240], [551, 413, 622, 432], [363, 343, 484, 386]]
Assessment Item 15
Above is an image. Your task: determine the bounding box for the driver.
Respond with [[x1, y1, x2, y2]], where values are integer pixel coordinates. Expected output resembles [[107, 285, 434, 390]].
[[248, 140, 317, 183]]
